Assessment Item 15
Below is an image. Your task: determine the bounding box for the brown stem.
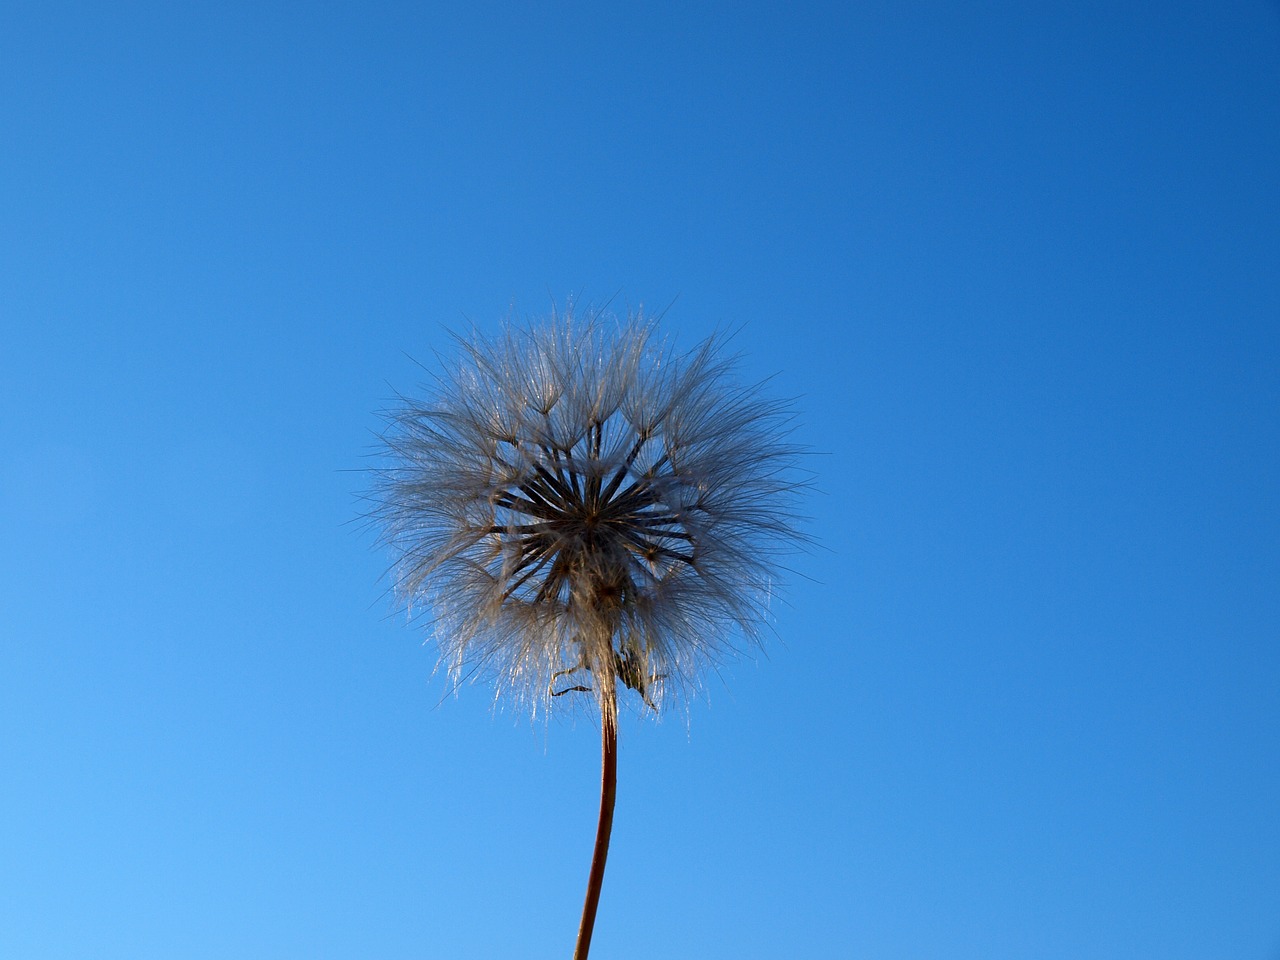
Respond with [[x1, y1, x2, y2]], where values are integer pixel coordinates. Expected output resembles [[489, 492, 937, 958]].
[[573, 679, 618, 960]]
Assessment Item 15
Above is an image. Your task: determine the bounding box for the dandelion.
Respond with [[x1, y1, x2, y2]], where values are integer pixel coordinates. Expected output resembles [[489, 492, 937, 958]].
[[371, 304, 804, 958]]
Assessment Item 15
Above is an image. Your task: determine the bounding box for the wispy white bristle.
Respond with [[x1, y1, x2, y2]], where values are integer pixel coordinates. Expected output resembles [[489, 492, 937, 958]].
[[371, 305, 805, 716]]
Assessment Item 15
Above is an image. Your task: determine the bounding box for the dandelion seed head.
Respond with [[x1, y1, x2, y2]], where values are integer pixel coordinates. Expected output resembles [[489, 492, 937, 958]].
[[372, 304, 804, 716]]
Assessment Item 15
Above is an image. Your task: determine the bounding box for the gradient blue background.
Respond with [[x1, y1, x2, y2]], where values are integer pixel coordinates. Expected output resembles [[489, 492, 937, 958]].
[[3, 2, 1278, 958]]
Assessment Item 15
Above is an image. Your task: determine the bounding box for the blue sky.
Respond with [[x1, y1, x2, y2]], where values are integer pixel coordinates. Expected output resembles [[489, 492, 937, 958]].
[[2, 2, 1278, 958]]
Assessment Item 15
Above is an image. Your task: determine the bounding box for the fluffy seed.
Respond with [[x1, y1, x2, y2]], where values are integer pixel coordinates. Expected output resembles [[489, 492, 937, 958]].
[[371, 305, 805, 715]]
